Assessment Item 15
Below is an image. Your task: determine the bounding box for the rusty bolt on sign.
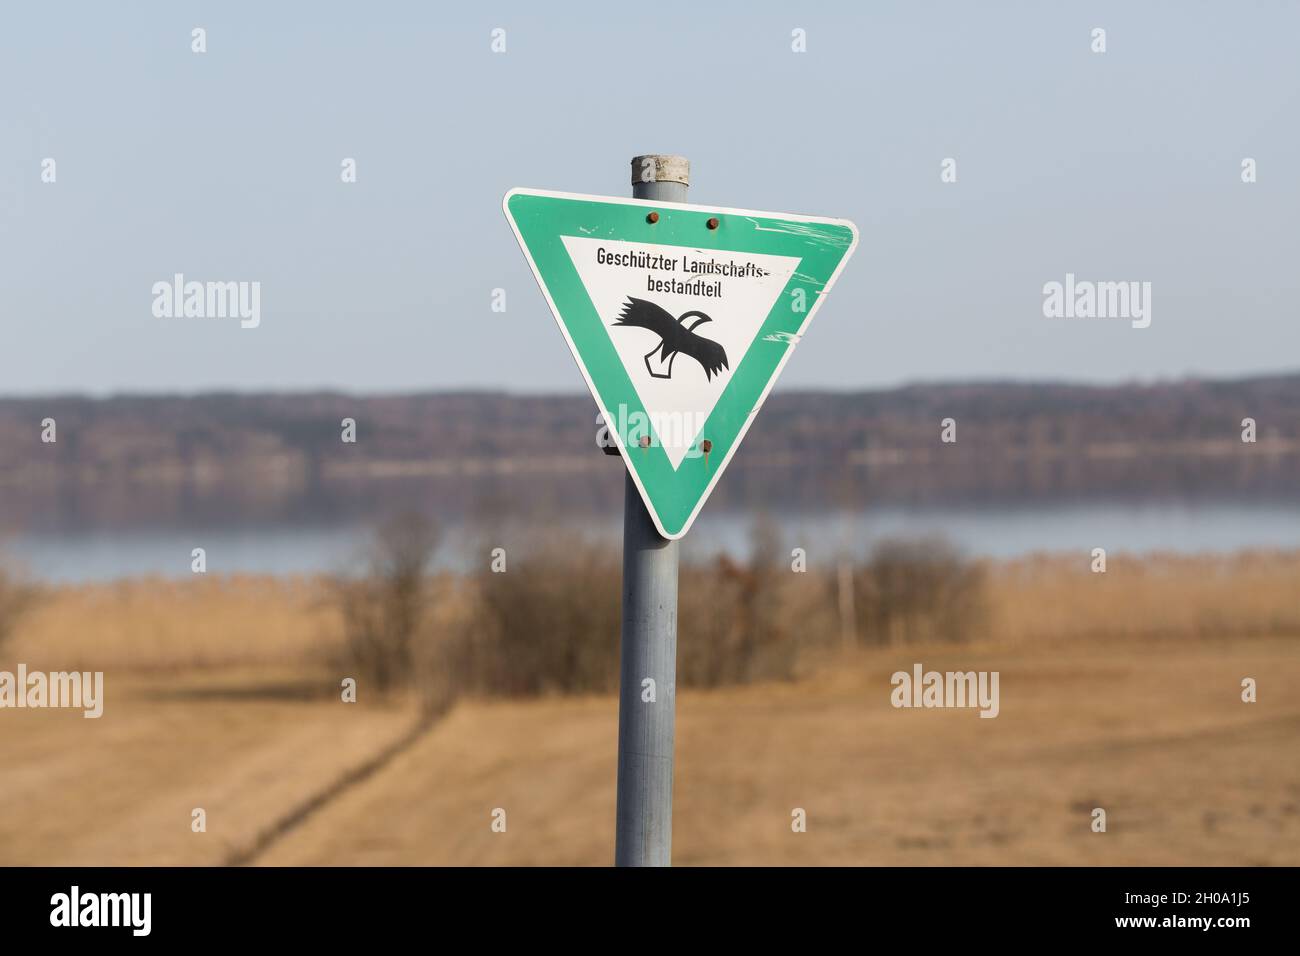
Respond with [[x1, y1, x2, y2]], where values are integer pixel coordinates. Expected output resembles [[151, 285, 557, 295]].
[[646, 211, 660, 224], [706, 217, 719, 230]]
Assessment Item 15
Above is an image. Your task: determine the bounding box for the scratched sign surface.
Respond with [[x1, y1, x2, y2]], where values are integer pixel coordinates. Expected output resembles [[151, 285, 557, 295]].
[[503, 188, 858, 539]]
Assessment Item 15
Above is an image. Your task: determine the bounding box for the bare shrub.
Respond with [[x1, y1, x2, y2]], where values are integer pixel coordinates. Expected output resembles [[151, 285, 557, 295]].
[[329, 513, 439, 697], [0, 563, 36, 657], [456, 518, 803, 697], [428, 523, 989, 700], [854, 536, 988, 646], [411, 574, 480, 716], [470, 539, 622, 695], [678, 515, 800, 687]]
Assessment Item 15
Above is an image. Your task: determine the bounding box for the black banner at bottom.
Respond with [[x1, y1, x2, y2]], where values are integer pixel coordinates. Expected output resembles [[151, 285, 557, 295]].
[[0, 866, 1280, 943]]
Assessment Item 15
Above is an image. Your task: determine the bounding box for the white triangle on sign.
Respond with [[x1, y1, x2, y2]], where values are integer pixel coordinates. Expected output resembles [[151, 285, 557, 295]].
[[561, 235, 802, 469]]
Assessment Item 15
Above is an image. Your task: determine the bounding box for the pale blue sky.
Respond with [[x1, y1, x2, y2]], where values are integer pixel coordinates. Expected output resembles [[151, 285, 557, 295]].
[[1, 0, 1297, 396]]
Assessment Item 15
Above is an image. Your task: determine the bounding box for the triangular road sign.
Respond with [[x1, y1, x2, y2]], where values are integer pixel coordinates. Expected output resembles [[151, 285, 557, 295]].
[[504, 187, 858, 539]]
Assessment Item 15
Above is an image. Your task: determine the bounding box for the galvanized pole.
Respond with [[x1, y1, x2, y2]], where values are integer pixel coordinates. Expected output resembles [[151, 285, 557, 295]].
[[614, 155, 687, 866]]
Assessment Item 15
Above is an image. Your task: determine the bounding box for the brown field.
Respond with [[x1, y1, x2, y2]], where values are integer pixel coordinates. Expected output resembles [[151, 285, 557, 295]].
[[1, 552, 1298, 866]]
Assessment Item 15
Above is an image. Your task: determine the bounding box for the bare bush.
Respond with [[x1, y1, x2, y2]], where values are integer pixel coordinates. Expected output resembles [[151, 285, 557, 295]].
[[329, 513, 439, 697], [679, 515, 799, 686], [0, 563, 36, 657], [333, 518, 984, 706], [411, 575, 480, 716], [470, 540, 622, 695], [454, 518, 805, 697], [854, 536, 988, 645]]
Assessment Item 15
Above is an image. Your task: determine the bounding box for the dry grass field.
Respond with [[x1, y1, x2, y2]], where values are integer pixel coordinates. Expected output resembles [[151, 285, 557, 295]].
[[0, 668, 419, 866], [260, 636, 1300, 866], [5, 575, 335, 673], [1, 551, 1297, 866]]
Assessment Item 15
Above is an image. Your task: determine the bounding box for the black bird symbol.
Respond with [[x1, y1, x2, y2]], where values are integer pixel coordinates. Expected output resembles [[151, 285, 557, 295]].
[[612, 297, 730, 382]]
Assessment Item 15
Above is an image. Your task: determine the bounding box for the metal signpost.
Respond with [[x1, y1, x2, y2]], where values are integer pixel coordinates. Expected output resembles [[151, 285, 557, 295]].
[[503, 156, 857, 865]]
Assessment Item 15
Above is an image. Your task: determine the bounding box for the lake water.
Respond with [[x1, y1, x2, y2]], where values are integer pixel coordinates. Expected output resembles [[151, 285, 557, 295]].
[[4, 500, 1297, 583]]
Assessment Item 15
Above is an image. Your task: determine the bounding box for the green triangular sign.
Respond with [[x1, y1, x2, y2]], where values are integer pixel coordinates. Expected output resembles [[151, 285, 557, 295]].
[[504, 187, 858, 539]]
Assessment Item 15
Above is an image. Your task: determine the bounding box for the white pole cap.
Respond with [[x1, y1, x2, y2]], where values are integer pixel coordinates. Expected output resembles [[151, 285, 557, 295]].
[[630, 155, 690, 187]]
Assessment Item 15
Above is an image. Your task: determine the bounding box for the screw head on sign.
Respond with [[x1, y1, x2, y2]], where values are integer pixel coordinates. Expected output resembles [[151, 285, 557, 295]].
[[701, 439, 713, 453], [639, 435, 651, 449], [646, 211, 659, 224], [706, 217, 720, 230]]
